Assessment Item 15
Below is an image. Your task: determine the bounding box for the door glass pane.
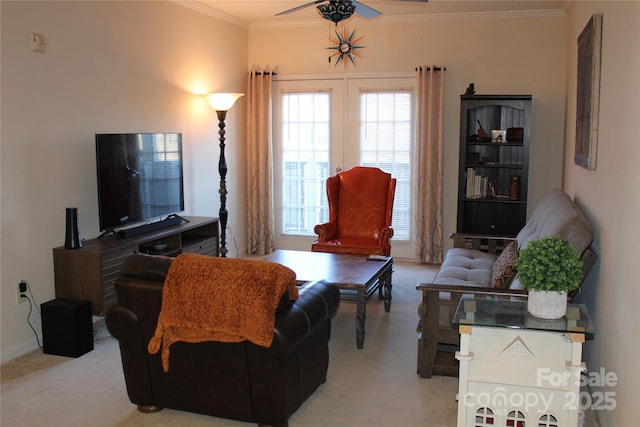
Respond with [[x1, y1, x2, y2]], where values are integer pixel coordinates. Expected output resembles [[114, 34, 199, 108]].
[[359, 91, 412, 241], [281, 92, 330, 235]]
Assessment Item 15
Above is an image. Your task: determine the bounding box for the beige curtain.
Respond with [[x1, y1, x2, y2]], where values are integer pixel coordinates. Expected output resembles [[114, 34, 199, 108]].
[[415, 66, 445, 263], [246, 69, 275, 255]]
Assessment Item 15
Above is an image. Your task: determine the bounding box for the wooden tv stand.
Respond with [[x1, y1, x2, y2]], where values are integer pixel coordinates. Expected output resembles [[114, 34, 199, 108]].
[[53, 216, 219, 316]]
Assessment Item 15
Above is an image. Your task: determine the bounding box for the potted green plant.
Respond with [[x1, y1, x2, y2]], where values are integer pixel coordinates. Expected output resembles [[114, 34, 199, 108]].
[[515, 235, 583, 319]]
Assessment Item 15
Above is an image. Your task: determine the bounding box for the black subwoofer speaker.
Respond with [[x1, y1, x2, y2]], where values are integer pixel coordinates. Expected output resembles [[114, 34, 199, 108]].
[[41, 298, 93, 357]]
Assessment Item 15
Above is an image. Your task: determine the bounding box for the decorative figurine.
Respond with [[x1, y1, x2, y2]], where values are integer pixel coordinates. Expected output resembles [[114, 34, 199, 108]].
[[477, 120, 489, 141], [464, 83, 475, 95]]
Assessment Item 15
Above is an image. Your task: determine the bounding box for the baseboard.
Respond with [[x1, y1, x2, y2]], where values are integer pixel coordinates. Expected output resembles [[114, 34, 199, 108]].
[[1, 339, 41, 365]]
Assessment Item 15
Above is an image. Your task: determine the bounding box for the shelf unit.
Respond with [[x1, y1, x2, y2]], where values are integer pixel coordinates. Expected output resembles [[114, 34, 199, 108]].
[[53, 216, 219, 316], [457, 95, 532, 236]]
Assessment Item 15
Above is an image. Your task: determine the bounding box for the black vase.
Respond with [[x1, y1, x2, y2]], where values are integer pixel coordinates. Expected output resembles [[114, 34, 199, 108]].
[[64, 208, 82, 249]]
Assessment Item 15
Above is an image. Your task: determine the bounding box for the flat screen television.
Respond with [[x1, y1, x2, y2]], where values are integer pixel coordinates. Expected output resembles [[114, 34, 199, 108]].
[[95, 133, 185, 233]]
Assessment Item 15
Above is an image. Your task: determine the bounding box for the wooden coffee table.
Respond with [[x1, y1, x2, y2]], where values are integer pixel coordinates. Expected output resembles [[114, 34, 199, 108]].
[[261, 250, 393, 349]]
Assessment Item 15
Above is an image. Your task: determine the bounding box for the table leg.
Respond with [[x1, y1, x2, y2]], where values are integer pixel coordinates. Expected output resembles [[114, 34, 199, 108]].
[[381, 268, 392, 312], [356, 288, 366, 349]]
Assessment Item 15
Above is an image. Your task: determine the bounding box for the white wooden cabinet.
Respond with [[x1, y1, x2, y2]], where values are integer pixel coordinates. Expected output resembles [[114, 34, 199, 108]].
[[453, 298, 594, 427]]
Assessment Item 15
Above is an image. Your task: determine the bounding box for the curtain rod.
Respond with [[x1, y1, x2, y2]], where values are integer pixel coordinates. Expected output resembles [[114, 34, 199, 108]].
[[415, 66, 446, 71], [248, 71, 277, 76]]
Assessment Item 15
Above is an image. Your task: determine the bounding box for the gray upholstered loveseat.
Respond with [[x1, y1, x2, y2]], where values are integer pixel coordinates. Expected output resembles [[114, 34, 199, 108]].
[[416, 189, 598, 378]]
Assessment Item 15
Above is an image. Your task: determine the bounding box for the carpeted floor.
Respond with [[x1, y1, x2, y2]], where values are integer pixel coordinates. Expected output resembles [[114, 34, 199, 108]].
[[0, 260, 599, 426]]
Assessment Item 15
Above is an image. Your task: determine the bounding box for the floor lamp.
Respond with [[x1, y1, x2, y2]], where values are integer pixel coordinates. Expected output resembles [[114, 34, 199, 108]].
[[207, 92, 244, 257]]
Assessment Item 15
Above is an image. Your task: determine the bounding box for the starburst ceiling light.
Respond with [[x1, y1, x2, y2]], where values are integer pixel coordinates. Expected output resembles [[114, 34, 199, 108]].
[[317, 0, 356, 24], [327, 26, 364, 68]]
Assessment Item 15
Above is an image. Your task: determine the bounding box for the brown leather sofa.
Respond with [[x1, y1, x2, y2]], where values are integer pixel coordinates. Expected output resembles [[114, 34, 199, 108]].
[[312, 166, 396, 256], [105, 254, 340, 427]]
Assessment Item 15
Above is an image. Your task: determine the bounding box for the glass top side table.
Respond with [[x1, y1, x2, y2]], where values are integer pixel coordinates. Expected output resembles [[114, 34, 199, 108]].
[[453, 297, 595, 337]]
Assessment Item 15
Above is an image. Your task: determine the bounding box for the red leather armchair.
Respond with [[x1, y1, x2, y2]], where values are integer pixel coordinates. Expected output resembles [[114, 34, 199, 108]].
[[312, 166, 396, 257]]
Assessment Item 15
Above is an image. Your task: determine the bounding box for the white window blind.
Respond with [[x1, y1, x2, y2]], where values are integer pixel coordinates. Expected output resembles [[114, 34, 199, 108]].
[[359, 90, 412, 241], [280, 92, 331, 234]]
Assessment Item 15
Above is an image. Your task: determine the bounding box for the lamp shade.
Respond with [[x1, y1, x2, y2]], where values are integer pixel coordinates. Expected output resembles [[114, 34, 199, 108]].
[[207, 93, 245, 111]]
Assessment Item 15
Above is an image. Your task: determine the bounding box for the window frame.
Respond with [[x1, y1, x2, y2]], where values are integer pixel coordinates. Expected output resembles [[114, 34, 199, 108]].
[[273, 73, 417, 259]]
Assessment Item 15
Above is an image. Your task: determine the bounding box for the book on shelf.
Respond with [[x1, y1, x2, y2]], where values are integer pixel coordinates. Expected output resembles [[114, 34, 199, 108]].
[[465, 168, 491, 199]]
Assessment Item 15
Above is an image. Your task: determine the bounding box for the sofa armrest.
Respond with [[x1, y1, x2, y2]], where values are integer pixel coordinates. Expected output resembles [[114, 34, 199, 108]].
[[105, 305, 156, 407], [313, 222, 338, 242], [416, 282, 527, 298], [416, 283, 528, 327], [380, 227, 394, 242], [450, 233, 516, 254], [569, 246, 598, 299], [416, 282, 528, 338], [270, 280, 340, 356], [415, 282, 528, 378]]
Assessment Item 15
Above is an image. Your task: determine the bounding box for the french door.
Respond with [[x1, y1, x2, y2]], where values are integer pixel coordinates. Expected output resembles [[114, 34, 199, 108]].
[[273, 75, 416, 259]]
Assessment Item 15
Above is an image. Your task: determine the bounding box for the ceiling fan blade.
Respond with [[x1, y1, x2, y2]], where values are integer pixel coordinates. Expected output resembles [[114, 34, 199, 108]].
[[352, 1, 382, 19], [275, 0, 326, 16]]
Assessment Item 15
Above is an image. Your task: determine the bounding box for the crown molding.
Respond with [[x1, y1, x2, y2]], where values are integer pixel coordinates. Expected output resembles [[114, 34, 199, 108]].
[[383, 8, 567, 24], [173, 1, 251, 29]]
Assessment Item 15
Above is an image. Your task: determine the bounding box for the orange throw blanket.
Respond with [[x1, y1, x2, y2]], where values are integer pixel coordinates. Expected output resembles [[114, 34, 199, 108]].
[[148, 253, 298, 372]]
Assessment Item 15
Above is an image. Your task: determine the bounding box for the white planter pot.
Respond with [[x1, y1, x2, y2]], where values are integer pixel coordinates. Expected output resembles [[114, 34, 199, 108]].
[[527, 290, 568, 319]]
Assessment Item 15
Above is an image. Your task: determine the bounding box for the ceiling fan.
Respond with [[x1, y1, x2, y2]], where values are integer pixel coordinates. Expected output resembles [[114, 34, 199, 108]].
[[276, 0, 428, 24]]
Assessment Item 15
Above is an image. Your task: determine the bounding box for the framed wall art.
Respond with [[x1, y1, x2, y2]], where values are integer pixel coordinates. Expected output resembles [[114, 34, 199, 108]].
[[574, 14, 603, 170]]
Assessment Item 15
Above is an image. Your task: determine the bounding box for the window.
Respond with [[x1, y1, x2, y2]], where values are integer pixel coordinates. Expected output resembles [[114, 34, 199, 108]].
[[537, 414, 558, 427], [474, 407, 495, 426], [280, 92, 331, 234], [506, 410, 526, 427], [274, 76, 416, 257], [359, 90, 412, 240]]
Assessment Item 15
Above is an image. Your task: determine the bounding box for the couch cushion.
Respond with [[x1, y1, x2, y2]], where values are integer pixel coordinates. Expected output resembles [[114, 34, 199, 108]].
[[516, 189, 593, 254], [433, 248, 496, 288], [492, 241, 518, 288]]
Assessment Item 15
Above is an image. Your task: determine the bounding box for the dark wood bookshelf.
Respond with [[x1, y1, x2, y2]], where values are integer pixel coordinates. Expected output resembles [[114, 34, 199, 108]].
[[457, 95, 532, 236]]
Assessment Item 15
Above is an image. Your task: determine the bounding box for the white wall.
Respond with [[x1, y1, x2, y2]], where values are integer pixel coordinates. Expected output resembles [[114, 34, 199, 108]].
[[249, 12, 568, 252], [4, 2, 638, 424], [563, 2, 640, 426], [0, 1, 248, 361]]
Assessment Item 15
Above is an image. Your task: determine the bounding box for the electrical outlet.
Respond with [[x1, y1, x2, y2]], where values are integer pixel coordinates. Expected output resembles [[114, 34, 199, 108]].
[[31, 32, 47, 53], [16, 281, 27, 304]]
